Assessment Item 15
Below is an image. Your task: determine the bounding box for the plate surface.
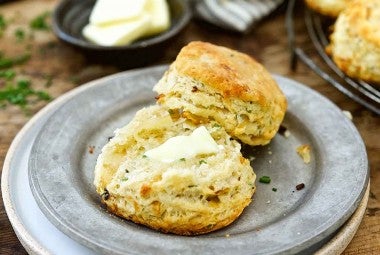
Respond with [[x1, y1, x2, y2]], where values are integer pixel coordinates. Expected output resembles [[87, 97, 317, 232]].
[[28, 66, 368, 255], [0, 79, 368, 255]]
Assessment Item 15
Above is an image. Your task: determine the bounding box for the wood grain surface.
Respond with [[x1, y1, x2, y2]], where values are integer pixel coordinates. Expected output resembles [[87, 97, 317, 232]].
[[0, 0, 379, 254]]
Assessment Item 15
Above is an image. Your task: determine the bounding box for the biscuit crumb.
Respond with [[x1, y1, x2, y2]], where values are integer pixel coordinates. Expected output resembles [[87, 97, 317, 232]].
[[342, 110, 353, 120], [296, 144, 311, 164], [296, 183, 305, 191], [88, 145, 95, 154], [154, 94, 164, 100], [279, 125, 291, 138]]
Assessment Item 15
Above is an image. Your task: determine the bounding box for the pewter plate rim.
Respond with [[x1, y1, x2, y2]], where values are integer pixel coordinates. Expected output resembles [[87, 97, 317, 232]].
[[28, 65, 369, 255]]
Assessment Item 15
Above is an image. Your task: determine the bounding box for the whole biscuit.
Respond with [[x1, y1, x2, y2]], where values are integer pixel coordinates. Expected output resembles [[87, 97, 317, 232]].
[[328, 0, 380, 84]]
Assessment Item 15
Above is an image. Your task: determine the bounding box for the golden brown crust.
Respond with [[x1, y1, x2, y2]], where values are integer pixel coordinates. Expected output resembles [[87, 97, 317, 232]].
[[343, 0, 380, 48], [154, 41, 287, 146], [328, 0, 380, 83], [305, 0, 350, 17], [173, 41, 285, 106], [95, 106, 256, 235], [103, 195, 252, 235]]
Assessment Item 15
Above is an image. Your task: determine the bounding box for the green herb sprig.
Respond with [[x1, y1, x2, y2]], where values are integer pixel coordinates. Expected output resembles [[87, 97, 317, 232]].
[[0, 53, 31, 69], [0, 79, 52, 110], [14, 28, 25, 42], [0, 69, 16, 80]]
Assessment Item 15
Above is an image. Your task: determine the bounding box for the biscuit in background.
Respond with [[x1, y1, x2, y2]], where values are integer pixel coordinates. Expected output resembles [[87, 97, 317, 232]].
[[305, 0, 351, 17], [154, 41, 287, 146], [94, 105, 256, 235], [327, 0, 380, 84]]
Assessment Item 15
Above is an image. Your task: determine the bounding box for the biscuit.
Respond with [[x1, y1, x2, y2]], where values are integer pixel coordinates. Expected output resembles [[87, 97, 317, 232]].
[[153, 41, 287, 146], [94, 105, 256, 235], [327, 0, 380, 83], [305, 0, 350, 17]]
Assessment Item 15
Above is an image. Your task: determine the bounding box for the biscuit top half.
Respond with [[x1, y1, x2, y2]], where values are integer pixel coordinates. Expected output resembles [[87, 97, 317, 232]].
[[173, 41, 286, 107], [343, 0, 380, 47]]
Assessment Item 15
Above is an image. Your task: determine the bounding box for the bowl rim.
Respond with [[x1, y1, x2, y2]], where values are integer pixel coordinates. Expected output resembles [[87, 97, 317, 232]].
[[52, 0, 192, 51]]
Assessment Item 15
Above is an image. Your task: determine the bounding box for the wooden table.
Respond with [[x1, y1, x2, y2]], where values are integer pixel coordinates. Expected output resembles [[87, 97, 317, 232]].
[[1, 0, 379, 254]]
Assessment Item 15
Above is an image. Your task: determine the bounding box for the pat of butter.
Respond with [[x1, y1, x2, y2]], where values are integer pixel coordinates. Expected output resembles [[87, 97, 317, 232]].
[[144, 126, 220, 163], [145, 0, 171, 36], [89, 0, 148, 26], [83, 15, 151, 46], [84, 0, 170, 46]]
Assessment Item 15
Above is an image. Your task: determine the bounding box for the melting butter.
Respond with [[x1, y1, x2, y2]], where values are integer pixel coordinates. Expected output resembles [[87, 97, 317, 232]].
[[144, 126, 220, 163]]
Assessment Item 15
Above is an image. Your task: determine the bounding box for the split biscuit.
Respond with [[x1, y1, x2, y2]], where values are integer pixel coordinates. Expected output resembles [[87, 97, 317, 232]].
[[154, 41, 287, 146], [94, 105, 256, 235]]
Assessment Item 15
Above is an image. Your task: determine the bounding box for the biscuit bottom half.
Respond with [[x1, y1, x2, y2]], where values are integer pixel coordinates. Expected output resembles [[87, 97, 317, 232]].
[[94, 105, 256, 235]]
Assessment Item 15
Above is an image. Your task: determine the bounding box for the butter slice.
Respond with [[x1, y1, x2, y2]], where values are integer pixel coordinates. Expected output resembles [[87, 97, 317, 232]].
[[144, 126, 220, 163], [89, 0, 148, 26], [145, 0, 171, 36], [83, 15, 151, 46]]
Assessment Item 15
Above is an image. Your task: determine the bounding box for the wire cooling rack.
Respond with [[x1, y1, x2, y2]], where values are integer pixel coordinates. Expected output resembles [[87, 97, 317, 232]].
[[286, 0, 380, 115]]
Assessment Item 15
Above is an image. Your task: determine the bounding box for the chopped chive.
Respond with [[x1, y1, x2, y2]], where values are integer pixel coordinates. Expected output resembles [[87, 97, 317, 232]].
[[0, 58, 13, 69], [0, 79, 51, 111], [272, 188, 277, 192], [0, 53, 31, 70], [14, 28, 25, 42], [0, 69, 16, 80], [0, 15, 6, 29], [121, 177, 128, 181], [0, 14, 7, 37], [212, 123, 221, 128], [199, 160, 207, 165], [259, 176, 271, 184], [142, 155, 147, 158], [35, 91, 51, 100], [17, 79, 30, 88], [44, 74, 53, 87], [180, 158, 186, 161], [12, 53, 31, 65], [30, 12, 50, 30]]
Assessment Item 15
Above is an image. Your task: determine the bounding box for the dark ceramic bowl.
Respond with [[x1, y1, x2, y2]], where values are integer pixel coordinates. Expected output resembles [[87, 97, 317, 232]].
[[52, 0, 191, 68]]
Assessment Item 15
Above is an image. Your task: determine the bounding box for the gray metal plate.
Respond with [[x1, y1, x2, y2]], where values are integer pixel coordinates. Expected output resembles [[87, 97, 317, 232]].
[[28, 65, 369, 255]]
